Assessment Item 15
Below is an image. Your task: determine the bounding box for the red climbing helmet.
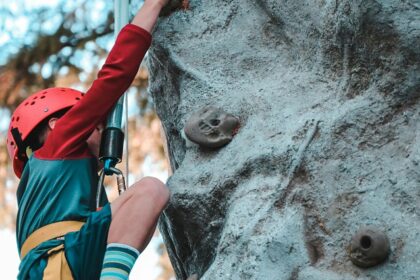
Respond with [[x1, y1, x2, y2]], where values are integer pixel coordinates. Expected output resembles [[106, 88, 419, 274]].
[[7, 87, 84, 178]]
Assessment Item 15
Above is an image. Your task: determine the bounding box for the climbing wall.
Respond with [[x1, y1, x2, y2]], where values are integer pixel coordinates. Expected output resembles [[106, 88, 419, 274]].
[[147, 0, 420, 279]]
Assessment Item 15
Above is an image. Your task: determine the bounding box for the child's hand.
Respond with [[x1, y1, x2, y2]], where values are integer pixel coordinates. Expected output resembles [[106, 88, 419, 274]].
[[145, 0, 170, 8], [132, 0, 171, 32], [159, 0, 187, 17], [159, 0, 171, 7]]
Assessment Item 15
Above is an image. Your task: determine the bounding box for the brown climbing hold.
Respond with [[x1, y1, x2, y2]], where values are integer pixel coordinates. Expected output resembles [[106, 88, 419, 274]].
[[349, 226, 390, 268], [184, 106, 239, 149]]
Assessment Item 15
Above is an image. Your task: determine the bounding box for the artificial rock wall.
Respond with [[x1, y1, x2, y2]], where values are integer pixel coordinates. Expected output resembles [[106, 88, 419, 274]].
[[147, 0, 420, 279]]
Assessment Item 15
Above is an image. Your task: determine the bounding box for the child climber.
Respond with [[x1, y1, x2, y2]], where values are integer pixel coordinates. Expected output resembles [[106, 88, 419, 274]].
[[6, 0, 170, 279]]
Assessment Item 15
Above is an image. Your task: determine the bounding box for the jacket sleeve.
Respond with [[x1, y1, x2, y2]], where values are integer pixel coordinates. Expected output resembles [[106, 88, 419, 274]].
[[36, 24, 152, 159]]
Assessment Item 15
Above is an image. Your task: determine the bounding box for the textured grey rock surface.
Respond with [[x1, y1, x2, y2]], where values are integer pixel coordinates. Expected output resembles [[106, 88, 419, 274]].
[[147, 0, 420, 279]]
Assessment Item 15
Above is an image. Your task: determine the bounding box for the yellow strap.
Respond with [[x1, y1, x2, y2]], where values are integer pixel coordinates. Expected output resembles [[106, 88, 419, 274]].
[[20, 221, 85, 260], [43, 244, 73, 280]]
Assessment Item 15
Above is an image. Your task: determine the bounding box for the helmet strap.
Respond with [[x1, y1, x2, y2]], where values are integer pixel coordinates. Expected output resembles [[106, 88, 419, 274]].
[[11, 127, 29, 162]]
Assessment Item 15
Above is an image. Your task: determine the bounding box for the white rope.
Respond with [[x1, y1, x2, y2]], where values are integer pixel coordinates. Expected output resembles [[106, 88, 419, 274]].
[[114, 0, 130, 186], [124, 90, 129, 186]]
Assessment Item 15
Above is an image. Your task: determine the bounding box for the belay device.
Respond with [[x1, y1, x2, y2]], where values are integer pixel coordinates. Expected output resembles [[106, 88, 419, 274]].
[[96, 0, 130, 209]]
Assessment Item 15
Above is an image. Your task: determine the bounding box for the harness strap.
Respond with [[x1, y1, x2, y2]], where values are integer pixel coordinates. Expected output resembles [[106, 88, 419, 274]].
[[20, 221, 85, 260], [43, 244, 73, 280]]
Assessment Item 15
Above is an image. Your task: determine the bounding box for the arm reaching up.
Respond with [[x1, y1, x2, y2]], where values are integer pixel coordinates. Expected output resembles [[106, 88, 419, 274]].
[[132, 0, 170, 32]]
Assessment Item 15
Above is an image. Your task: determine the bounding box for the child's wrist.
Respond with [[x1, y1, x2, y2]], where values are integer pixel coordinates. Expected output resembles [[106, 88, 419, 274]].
[[131, 0, 165, 32], [143, 0, 166, 11]]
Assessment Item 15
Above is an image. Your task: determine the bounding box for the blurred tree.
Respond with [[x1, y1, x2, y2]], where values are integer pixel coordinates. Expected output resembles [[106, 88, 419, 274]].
[[0, 1, 173, 278], [0, 1, 117, 108]]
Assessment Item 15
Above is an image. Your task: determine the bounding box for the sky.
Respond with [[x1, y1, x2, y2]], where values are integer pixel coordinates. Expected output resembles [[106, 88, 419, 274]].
[[0, 0, 59, 64], [0, 0, 171, 279], [0, 108, 10, 132], [0, 0, 115, 65]]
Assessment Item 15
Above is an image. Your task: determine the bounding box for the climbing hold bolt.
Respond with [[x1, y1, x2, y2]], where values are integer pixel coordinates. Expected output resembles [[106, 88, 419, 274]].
[[349, 226, 390, 268], [184, 106, 239, 149]]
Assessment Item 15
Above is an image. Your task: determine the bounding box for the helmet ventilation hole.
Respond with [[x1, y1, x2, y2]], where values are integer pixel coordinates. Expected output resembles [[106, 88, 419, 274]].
[[24, 102, 29, 106], [33, 96, 38, 100], [75, 97, 81, 101], [16, 117, 20, 122], [42, 91, 47, 95], [30, 101, 36, 105], [11, 141, 14, 146], [40, 96, 46, 99]]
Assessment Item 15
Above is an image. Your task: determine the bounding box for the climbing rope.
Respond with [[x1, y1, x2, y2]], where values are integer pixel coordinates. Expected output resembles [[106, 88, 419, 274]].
[[96, 0, 130, 209]]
